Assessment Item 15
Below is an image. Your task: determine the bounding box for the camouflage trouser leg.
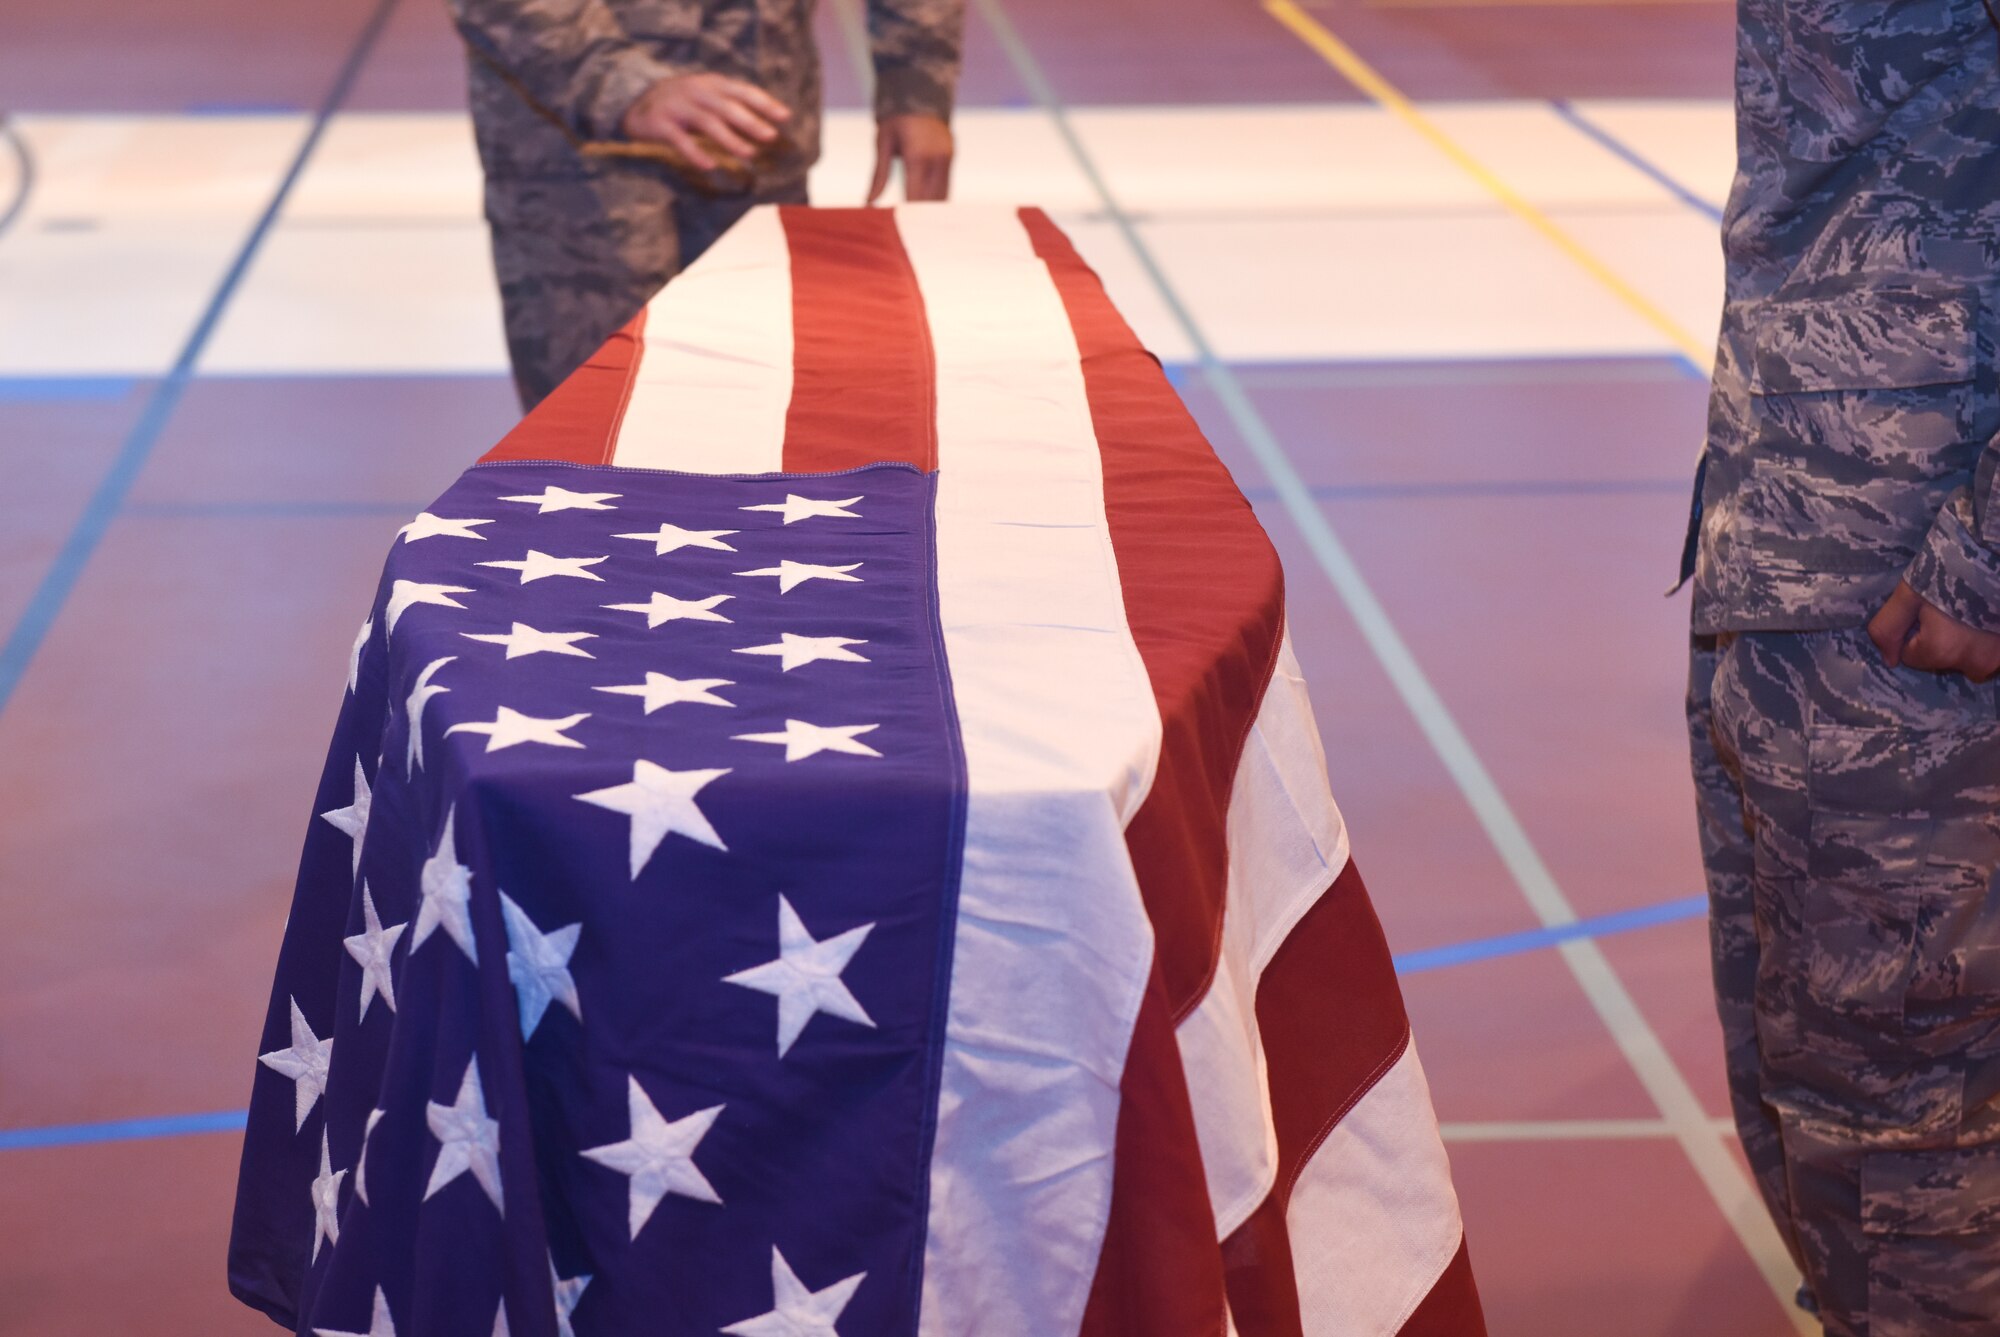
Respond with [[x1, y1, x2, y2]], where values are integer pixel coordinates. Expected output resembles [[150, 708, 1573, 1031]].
[[484, 169, 808, 411], [1690, 634, 1807, 1273], [1694, 627, 2000, 1336]]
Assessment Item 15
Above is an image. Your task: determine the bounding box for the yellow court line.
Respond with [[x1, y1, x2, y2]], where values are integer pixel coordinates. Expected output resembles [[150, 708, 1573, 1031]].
[[1369, 0, 1724, 9], [1263, 0, 1712, 366]]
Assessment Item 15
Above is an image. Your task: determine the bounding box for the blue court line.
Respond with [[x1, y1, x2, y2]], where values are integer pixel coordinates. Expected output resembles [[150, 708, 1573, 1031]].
[[1161, 354, 1697, 393], [1545, 101, 1722, 388], [1550, 99, 1725, 225], [125, 499, 426, 519], [0, 1108, 248, 1152], [1242, 477, 1691, 503], [0, 895, 1708, 1153], [0, 0, 401, 721], [185, 102, 309, 116], [1394, 894, 1707, 974], [0, 376, 138, 403]]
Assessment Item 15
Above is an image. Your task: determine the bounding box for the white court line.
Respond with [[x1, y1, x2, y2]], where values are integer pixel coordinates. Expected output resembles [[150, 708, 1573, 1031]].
[[1442, 1118, 1738, 1142], [826, 0, 875, 98], [971, 0, 1808, 1327]]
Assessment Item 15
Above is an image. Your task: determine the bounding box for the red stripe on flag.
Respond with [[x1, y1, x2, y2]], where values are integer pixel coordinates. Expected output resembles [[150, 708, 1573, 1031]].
[[1077, 967, 1230, 1337], [1220, 862, 1484, 1336], [480, 308, 646, 465], [1021, 208, 1286, 1336], [778, 207, 937, 473], [1398, 1240, 1486, 1337], [1018, 207, 1285, 1019]]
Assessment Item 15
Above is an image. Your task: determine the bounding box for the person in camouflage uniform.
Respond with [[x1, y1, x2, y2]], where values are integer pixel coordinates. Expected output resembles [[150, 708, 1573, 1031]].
[[1688, 2, 2000, 1332], [449, 0, 965, 408]]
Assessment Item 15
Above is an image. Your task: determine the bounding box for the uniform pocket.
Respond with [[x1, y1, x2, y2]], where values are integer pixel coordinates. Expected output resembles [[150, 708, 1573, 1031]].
[[1809, 721, 2000, 1040], [1740, 292, 1983, 574], [1862, 1143, 2000, 1236], [1860, 1144, 2000, 1335], [1747, 292, 1976, 400], [1796, 724, 1950, 1024], [1809, 719, 2000, 820]]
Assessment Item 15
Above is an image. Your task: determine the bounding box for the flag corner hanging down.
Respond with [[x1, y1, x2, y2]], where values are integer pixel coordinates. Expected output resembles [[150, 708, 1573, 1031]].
[[230, 203, 1486, 1337]]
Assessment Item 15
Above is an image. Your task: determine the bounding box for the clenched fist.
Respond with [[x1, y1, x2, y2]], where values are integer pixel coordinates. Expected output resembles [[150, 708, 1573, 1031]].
[[1868, 580, 2000, 682]]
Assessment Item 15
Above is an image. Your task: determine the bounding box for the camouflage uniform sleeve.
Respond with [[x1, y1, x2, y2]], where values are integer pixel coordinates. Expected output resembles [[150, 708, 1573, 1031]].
[[1904, 482, 2000, 634], [449, 0, 691, 142], [866, 0, 965, 122]]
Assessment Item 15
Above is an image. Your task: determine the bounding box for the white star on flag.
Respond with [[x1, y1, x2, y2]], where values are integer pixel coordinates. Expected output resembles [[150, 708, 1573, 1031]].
[[739, 494, 863, 525], [551, 1256, 591, 1337], [386, 580, 472, 632], [580, 1075, 723, 1238], [310, 1127, 346, 1262], [320, 756, 372, 878], [447, 707, 589, 753], [733, 719, 882, 763], [491, 1303, 509, 1337], [426, 1056, 504, 1214], [594, 672, 734, 713], [347, 618, 372, 694], [399, 513, 493, 543], [413, 807, 478, 964], [314, 1285, 398, 1337], [476, 550, 608, 584], [574, 761, 729, 878], [725, 897, 876, 1057], [614, 522, 738, 554], [461, 623, 596, 660], [734, 634, 870, 672], [343, 882, 406, 1022], [734, 560, 863, 593], [602, 591, 733, 628], [258, 997, 332, 1131], [500, 485, 619, 513], [405, 656, 454, 773], [500, 890, 581, 1039], [355, 1107, 385, 1206], [722, 1249, 866, 1337]]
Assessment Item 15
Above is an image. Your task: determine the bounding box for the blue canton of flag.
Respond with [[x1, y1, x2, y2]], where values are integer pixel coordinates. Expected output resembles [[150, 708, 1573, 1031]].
[[230, 461, 967, 1337]]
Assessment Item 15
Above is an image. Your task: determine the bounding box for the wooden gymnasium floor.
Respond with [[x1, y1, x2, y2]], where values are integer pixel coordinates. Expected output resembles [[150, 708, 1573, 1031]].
[[0, 0, 1802, 1332]]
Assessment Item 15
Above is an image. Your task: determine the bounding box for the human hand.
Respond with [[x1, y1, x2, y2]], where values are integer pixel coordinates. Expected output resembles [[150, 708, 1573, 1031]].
[[620, 73, 791, 172], [1867, 580, 2000, 681], [867, 114, 954, 204]]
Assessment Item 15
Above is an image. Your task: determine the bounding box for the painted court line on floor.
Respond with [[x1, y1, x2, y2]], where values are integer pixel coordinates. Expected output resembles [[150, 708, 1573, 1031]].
[[1242, 478, 1694, 503], [1263, 0, 1711, 369], [0, 0, 401, 721], [976, 0, 1805, 1321], [3, 1110, 1748, 1157], [1209, 356, 1701, 389], [0, 1109, 249, 1152], [0, 892, 1712, 1153], [1441, 1117, 1738, 1142], [0, 376, 139, 402], [1254, 8, 1802, 1322], [1394, 894, 1706, 973], [1550, 99, 1725, 223], [123, 499, 428, 519]]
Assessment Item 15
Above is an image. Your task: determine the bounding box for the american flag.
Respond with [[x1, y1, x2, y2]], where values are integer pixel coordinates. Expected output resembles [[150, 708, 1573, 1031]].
[[230, 205, 1484, 1337]]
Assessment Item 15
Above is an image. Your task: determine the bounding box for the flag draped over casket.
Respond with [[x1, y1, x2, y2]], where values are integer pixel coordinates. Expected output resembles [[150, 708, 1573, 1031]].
[[229, 205, 1484, 1337]]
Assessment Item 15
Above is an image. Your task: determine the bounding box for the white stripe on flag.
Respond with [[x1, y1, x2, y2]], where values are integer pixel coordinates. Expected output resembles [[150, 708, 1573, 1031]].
[[1290, 1040, 1463, 1337], [896, 203, 1164, 1337], [1176, 632, 1351, 1237], [612, 206, 793, 472]]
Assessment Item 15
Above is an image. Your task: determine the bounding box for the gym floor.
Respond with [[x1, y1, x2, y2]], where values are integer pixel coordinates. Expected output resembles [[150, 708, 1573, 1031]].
[[0, 0, 1799, 1332]]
